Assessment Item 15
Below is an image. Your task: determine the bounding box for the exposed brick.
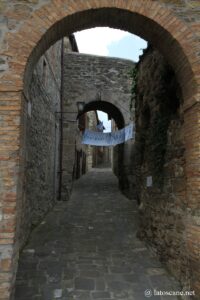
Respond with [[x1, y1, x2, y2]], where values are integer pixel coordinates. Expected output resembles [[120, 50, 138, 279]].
[[1, 259, 12, 271], [0, 1, 199, 300]]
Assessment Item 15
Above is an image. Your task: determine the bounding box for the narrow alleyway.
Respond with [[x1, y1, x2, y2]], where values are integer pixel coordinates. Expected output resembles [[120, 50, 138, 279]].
[[15, 169, 181, 300]]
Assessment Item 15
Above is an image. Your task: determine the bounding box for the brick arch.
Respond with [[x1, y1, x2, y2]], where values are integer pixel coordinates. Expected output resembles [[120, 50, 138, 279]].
[[3, 3, 199, 104], [0, 1, 199, 299]]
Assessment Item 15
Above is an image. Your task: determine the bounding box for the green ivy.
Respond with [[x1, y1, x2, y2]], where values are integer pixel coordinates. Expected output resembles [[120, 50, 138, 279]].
[[150, 107, 171, 188], [129, 67, 137, 111]]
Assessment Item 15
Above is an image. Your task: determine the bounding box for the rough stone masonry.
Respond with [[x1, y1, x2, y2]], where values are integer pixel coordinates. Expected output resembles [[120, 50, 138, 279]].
[[61, 52, 135, 201], [0, 1, 199, 299]]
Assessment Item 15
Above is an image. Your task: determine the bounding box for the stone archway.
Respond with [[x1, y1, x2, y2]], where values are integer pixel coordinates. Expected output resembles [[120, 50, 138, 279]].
[[78, 101, 125, 130], [0, 1, 199, 299], [61, 50, 133, 201]]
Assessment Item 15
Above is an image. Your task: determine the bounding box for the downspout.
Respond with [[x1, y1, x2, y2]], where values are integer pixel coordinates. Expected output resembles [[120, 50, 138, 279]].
[[58, 38, 64, 200]]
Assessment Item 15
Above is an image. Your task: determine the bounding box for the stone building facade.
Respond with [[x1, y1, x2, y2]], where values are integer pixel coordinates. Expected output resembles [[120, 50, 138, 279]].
[[72, 111, 99, 182], [86, 111, 101, 170], [19, 36, 80, 250], [0, 1, 199, 299], [61, 51, 135, 199], [21, 40, 62, 248], [130, 46, 191, 288]]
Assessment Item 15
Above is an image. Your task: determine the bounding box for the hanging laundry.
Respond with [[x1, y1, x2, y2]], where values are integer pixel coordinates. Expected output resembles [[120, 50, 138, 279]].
[[82, 123, 135, 146]]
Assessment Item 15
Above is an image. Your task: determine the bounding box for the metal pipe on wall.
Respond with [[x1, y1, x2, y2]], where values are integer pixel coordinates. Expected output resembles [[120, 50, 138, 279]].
[[58, 37, 64, 200]]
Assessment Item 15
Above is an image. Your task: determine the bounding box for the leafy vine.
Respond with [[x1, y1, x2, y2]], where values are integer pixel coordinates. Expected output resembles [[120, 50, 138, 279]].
[[129, 67, 137, 112]]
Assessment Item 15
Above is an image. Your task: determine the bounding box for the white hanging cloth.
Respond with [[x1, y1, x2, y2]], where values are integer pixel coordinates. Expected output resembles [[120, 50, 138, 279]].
[[82, 123, 135, 146]]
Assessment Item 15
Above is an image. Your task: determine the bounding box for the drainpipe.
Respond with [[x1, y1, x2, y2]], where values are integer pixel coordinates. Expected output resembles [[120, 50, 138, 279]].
[[58, 38, 64, 200]]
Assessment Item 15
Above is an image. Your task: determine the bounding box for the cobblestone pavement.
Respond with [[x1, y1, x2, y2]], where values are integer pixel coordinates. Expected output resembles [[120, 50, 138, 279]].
[[15, 169, 182, 300]]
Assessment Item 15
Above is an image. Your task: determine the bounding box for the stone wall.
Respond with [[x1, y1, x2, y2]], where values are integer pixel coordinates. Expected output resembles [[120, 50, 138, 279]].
[[86, 111, 98, 171], [19, 35, 78, 237], [0, 2, 200, 298], [73, 111, 98, 181], [62, 52, 134, 198], [134, 47, 190, 289], [63, 52, 134, 124], [61, 104, 98, 199], [18, 40, 62, 248]]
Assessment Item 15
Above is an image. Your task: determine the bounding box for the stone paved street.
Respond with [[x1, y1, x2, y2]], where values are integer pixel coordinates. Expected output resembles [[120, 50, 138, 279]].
[[15, 169, 181, 300]]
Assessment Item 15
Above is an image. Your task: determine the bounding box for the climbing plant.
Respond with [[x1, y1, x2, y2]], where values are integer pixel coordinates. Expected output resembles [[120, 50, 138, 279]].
[[150, 109, 170, 188], [150, 67, 181, 188], [129, 67, 137, 111]]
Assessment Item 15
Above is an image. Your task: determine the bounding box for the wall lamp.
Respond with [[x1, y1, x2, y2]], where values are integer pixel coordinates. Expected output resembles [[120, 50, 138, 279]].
[[76, 101, 85, 113]]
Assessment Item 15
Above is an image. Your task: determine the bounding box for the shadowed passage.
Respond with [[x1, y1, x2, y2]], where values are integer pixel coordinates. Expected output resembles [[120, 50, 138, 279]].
[[15, 169, 181, 300]]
